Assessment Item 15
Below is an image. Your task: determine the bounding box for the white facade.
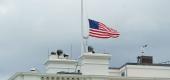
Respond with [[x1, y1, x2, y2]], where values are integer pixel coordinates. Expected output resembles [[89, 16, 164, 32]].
[[108, 69, 120, 77], [9, 72, 170, 80], [44, 53, 77, 73], [123, 64, 170, 78], [8, 52, 170, 80], [80, 53, 111, 75]]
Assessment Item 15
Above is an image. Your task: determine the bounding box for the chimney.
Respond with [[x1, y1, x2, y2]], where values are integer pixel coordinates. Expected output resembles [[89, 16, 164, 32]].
[[137, 56, 153, 64]]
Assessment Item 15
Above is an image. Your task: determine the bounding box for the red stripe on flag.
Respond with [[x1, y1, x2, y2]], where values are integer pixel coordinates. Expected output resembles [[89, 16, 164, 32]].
[[90, 29, 120, 35]]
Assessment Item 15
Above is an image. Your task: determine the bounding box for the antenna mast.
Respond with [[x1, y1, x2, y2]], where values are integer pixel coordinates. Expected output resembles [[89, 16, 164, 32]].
[[70, 44, 72, 59], [140, 44, 148, 56]]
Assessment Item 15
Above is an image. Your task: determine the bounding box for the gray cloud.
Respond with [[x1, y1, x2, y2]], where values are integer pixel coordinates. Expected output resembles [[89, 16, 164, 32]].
[[1, 0, 170, 80]]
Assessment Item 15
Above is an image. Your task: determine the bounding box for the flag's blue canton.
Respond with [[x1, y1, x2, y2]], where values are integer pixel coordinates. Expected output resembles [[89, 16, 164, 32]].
[[88, 19, 99, 29]]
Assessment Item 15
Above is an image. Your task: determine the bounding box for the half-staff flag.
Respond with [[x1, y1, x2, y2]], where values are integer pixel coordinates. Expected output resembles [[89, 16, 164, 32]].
[[88, 19, 120, 38]]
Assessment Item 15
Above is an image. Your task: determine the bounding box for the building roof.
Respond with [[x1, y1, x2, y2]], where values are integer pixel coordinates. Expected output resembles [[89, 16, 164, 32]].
[[109, 63, 170, 70], [125, 63, 170, 66]]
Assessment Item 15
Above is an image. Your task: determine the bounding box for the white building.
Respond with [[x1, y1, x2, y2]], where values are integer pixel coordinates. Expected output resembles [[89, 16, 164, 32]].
[[8, 50, 170, 80]]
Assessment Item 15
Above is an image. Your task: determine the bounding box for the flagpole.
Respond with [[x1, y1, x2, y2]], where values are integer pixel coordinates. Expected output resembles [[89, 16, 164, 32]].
[[81, 0, 84, 55], [81, 0, 89, 54]]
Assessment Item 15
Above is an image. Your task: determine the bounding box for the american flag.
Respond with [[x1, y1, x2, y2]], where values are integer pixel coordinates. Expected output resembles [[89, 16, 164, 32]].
[[88, 19, 120, 38]]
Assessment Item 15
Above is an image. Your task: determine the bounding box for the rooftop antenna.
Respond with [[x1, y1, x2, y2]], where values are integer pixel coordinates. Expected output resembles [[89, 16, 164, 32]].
[[48, 48, 50, 59], [140, 44, 148, 56], [70, 44, 72, 59]]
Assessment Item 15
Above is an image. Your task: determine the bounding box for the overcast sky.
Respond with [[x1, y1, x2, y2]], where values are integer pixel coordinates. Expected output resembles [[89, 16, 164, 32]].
[[1, 0, 170, 80]]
